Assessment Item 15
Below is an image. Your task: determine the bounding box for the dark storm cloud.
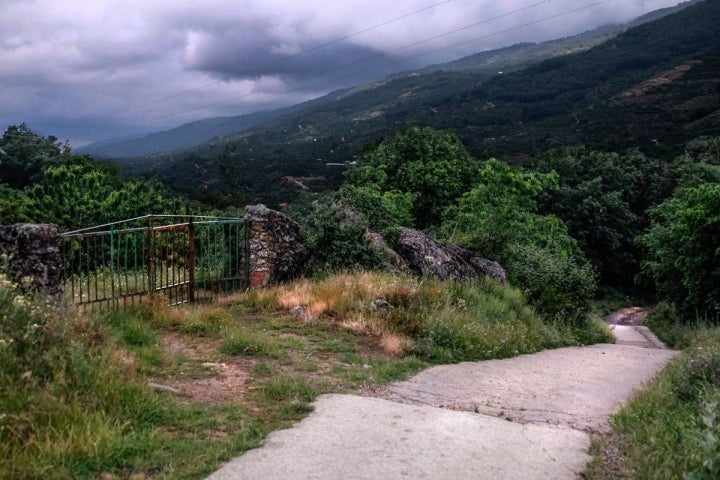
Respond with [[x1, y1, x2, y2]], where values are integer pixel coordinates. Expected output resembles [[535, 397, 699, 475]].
[[0, 0, 689, 146]]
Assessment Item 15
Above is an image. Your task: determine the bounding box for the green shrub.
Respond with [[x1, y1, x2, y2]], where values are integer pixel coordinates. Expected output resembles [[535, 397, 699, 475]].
[[637, 182, 720, 322], [610, 326, 720, 480], [672, 349, 720, 404], [507, 242, 597, 323], [296, 196, 386, 273], [409, 281, 565, 363]]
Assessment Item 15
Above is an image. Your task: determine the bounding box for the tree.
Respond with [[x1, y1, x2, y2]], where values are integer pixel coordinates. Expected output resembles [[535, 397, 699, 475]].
[[21, 164, 179, 230], [531, 147, 673, 288], [637, 182, 720, 321], [0, 124, 68, 189], [445, 158, 563, 257], [347, 126, 482, 229], [298, 195, 386, 273], [444, 158, 596, 321]]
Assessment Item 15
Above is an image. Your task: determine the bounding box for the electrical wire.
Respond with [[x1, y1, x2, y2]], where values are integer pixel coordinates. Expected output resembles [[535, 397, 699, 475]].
[[107, 0, 453, 117], [122, 1, 608, 129], [107, 0, 555, 128]]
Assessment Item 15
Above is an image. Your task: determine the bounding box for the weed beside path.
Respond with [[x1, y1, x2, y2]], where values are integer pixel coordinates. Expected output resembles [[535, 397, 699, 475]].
[[587, 310, 720, 480], [1, 271, 612, 479]]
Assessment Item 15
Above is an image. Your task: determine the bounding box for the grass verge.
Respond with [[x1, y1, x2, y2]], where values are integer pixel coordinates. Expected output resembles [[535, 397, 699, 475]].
[[2, 271, 610, 479], [585, 305, 720, 480]]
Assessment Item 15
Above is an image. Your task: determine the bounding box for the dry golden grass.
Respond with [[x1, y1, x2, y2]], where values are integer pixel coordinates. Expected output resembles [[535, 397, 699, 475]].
[[263, 271, 424, 350], [380, 333, 406, 357]]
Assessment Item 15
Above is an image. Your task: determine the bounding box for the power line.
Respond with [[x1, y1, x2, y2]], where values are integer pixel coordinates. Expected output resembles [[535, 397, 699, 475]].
[[108, 0, 452, 117], [119, 0, 554, 127], [129, 0, 609, 129]]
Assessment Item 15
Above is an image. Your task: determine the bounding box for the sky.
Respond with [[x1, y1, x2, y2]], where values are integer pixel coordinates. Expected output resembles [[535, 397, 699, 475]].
[[0, 0, 687, 147]]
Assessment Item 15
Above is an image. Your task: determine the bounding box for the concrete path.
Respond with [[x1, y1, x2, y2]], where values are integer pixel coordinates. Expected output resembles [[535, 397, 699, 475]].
[[206, 315, 677, 480]]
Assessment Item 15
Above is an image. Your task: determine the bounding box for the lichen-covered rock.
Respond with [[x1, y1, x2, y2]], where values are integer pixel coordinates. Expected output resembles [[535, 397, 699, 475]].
[[395, 228, 507, 283], [0, 223, 63, 295], [365, 231, 410, 273], [245, 204, 307, 288], [444, 244, 507, 284]]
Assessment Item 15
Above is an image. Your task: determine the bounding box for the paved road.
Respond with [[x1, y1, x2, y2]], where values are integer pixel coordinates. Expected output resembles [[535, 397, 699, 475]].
[[206, 318, 676, 480]]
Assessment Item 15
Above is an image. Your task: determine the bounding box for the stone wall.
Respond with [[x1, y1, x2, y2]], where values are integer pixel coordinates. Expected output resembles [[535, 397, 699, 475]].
[[0, 223, 63, 295], [245, 205, 307, 288]]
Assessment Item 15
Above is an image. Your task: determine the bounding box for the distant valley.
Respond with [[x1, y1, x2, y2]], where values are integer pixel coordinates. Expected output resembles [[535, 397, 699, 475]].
[[95, 0, 717, 207]]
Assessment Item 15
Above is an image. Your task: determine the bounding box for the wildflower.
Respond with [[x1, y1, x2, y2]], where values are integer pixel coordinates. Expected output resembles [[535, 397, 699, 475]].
[[13, 295, 28, 306]]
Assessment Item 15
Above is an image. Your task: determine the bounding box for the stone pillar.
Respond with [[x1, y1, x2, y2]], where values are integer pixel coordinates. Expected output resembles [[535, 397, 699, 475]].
[[244, 205, 307, 288], [0, 223, 63, 295]]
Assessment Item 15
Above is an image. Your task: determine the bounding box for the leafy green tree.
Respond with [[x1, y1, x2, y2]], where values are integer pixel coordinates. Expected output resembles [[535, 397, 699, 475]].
[[0, 124, 69, 189], [637, 182, 720, 321], [531, 147, 673, 288], [444, 158, 596, 321], [298, 195, 386, 273], [339, 184, 415, 236], [446, 158, 562, 256], [347, 126, 482, 228], [20, 163, 180, 230], [21, 164, 114, 229], [0, 183, 27, 224], [672, 137, 720, 191]]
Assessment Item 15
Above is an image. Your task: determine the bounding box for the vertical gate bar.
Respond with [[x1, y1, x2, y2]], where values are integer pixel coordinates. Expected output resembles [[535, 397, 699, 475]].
[[66, 240, 73, 305], [110, 230, 115, 306], [188, 218, 196, 303], [124, 233, 130, 297], [147, 216, 155, 299], [93, 236, 99, 303], [233, 222, 242, 290], [133, 234, 138, 294], [168, 228, 173, 304], [215, 221, 220, 295], [84, 237, 89, 303], [245, 220, 249, 287]]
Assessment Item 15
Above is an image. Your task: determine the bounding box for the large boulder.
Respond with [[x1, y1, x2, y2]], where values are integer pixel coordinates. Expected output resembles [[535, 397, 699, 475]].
[[245, 205, 307, 288], [444, 244, 507, 284], [395, 228, 506, 283]]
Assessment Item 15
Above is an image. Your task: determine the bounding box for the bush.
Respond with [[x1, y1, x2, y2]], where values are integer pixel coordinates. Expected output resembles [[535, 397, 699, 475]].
[[296, 196, 387, 273], [0, 274, 64, 382], [637, 183, 720, 322], [506, 242, 597, 323], [611, 329, 720, 480], [409, 280, 565, 363]]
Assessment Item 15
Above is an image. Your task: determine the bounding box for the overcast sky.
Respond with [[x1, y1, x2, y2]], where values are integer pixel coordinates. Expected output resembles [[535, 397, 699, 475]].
[[0, 0, 686, 147]]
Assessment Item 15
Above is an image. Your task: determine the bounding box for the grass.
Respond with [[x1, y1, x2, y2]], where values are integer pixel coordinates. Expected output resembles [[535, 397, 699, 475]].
[[585, 305, 720, 480], [1, 271, 611, 479]]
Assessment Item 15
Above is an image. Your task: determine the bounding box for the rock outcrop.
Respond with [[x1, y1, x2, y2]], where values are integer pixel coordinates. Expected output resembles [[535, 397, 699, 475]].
[[395, 228, 506, 283], [245, 204, 307, 288]]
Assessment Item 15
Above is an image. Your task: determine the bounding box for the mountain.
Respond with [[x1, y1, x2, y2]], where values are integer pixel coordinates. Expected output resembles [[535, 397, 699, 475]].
[[77, 113, 278, 158], [412, 0, 703, 76], [94, 1, 696, 161], [113, 0, 719, 206], [77, 90, 355, 159]]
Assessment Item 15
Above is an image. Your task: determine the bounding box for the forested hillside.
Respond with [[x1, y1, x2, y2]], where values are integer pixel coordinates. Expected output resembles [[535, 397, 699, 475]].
[[0, 124, 195, 230], [115, 0, 719, 206]]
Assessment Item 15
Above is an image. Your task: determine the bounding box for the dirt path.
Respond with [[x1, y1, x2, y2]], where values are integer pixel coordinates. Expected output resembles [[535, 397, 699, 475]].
[[206, 310, 677, 480]]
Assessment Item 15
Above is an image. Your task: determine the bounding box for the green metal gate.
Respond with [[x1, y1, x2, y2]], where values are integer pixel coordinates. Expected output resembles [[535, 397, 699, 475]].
[[61, 215, 248, 310]]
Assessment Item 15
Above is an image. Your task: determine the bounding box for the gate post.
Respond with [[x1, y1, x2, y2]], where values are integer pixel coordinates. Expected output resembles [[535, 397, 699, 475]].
[[146, 216, 155, 298], [188, 218, 195, 303]]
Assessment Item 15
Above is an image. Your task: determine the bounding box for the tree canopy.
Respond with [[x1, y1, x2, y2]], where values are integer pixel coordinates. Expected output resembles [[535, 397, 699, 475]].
[[347, 126, 483, 229], [0, 124, 186, 230]]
